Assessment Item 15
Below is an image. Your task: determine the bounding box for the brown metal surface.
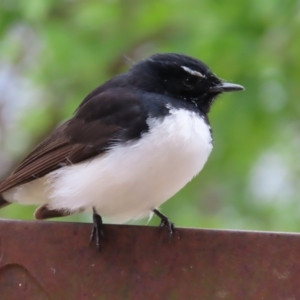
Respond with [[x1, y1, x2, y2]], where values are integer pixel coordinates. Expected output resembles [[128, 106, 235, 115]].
[[0, 219, 300, 300]]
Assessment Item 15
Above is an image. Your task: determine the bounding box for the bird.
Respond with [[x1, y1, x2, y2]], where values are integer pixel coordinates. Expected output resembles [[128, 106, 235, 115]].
[[0, 53, 244, 249]]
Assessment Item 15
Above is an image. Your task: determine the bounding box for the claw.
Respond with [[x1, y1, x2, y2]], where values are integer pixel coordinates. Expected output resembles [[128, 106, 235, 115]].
[[90, 207, 105, 251], [153, 209, 175, 241]]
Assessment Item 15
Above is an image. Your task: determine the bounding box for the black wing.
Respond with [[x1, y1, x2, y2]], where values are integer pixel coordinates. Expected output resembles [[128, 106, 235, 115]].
[[0, 88, 148, 193]]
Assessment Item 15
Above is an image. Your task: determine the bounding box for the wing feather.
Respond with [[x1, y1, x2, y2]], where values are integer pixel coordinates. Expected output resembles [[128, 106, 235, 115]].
[[0, 88, 148, 193]]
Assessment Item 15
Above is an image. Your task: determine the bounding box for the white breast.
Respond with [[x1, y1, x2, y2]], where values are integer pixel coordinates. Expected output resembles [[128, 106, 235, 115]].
[[5, 108, 213, 223]]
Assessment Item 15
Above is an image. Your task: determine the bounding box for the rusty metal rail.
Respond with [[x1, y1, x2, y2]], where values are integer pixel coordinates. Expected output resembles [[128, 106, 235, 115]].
[[0, 219, 299, 299]]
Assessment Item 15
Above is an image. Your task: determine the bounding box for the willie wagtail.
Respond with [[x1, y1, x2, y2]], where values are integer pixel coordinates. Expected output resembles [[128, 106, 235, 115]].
[[0, 53, 244, 249]]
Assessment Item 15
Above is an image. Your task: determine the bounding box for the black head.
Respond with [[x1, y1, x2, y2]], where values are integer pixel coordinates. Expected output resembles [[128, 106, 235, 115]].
[[129, 53, 244, 114]]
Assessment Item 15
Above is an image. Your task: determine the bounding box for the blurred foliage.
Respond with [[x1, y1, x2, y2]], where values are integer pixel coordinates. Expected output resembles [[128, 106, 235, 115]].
[[0, 0, 300, 232]]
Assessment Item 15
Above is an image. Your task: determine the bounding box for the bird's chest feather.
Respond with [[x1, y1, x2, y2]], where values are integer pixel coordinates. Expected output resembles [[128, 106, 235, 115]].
[[47, 108, 213, 222]]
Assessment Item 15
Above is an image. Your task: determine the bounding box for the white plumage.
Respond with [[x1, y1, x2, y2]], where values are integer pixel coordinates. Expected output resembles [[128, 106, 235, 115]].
[[3, 108, 213, 223]]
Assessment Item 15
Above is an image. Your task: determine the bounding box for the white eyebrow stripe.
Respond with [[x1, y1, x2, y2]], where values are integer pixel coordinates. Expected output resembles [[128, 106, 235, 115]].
[[181, 66, 205, 78]]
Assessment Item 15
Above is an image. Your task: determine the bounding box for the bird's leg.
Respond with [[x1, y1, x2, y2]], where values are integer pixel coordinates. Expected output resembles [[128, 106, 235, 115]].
[[153, 209, 175, 240], [90, 207, 105, 251]]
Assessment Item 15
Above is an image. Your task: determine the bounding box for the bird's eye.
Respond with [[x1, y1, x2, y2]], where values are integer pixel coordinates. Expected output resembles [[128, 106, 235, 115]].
[[183, 77, 194, 89]]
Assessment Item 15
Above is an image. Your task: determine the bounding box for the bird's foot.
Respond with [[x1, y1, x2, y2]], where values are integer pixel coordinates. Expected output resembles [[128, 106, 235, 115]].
[[153, 209, 175, 241], [90, 207, 105, 251]]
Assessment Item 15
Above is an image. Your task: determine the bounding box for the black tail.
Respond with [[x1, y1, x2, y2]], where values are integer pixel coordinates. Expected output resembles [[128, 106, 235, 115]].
[[0, 194, 9, 209]]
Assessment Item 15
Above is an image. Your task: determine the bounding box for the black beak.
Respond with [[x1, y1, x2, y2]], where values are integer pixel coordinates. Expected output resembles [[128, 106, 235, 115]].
[[209, 82, 245, 93]]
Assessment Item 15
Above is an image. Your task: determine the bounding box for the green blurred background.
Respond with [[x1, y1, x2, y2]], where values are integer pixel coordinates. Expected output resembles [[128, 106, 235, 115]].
[[0, 0, 299, 232]]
